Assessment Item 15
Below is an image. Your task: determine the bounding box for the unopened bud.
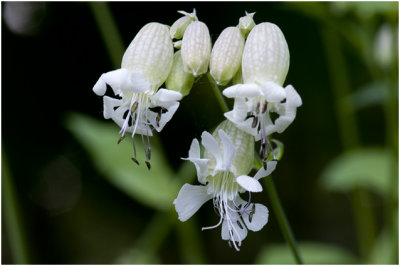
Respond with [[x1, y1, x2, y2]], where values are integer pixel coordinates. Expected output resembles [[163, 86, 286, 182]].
[[170, 9, 197, 39], [165, 50, 195, 97], [238, 12, 256, 37], [210, 27, 245, 85], [181, 21, 211, 77]]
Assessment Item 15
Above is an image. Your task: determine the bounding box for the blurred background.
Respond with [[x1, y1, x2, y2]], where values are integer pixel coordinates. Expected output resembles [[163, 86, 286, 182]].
[[2, 1, 398, 264]]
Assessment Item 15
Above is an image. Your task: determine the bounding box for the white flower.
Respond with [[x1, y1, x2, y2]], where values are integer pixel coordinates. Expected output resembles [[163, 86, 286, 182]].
[[93, 22, 182, 168], [223, 22, 302, 162], [174, 120, 277, 250]]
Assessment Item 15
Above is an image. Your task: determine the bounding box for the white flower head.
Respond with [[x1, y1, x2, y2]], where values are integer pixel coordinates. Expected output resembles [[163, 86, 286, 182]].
[[93, 22, 182, 169], [210, 26, 245, 85], [181, 20, 211, 77], [174, 120, 277, 250], [223, 22, 302, 164]]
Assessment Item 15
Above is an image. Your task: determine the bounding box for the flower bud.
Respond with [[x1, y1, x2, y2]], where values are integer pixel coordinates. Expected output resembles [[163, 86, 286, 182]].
[[210, 27, 245, 85], [242, 22, 289, 86], [170, 9, 197, 39], [181, 21, 211, 77], [205, 120, 254, 176], [238, 12, 256, 37], [165, 50, 195, 97], [232, 65, 243, 84], [122, 22, 174, 90]]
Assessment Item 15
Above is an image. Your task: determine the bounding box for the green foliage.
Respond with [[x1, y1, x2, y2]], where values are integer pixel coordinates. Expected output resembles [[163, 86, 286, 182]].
[[65, 112, 179, 210], [347, 81, 388, 110], [320, 148, 394, 197], [255, 241, 357, 264]]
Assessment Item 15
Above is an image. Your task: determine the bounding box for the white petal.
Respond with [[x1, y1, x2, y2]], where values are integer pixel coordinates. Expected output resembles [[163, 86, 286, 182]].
[[243, 203, 269, 232], [188, 138, 201, 158], [221, 213, 248, 242], [152, 88, 182, 107], [153, 102, 180, 132], [103, 96, 122, 119], [101, 68, 133, 96], [218, 129, 235, 169], [223, 83, 261, 98], [173, 184, 212, 222], [93, 74, 108, 96], [254, 160, 278, 180], [236, 175, 263, 192], [201, 131, 222, 169], [285, 85, 302, 108], [182, 139, 210, 184], [261, 81, 286, 102], [129, 72, 151, 93]]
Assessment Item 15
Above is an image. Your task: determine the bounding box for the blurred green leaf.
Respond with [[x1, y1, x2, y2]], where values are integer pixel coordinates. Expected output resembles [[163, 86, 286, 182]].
[[65, 112, 178, 210], [368, 226, 396, 264], [255, 241, 357, 264], [347, 81, 388, 110], [320, 148, 393, 196], [114, 247, 160, 264]]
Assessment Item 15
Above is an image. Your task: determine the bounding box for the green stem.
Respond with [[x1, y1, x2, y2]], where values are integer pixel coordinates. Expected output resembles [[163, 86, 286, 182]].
[[89, 2, 125, 69], [263, 177, 304, 264], [210, 77, 303, 264], [207, 73, 229, 113], [2, 151, 30, 264], [321, 27, 376, 262]]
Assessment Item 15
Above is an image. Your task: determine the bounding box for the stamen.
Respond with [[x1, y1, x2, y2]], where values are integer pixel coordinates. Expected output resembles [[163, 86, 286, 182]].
[[130, 101, 139, 113], [145, 161, 151, 170], [248, 204, 256, 223], [262, 100, 268, 113], [117, 135, 125, 144], [252, 116, 258, 128], [255, 101, 260, 114], [237, 220, 244, 229]]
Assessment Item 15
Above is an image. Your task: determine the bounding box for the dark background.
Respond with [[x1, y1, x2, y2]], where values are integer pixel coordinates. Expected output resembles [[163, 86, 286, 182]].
[[2, 1, 398, 264]]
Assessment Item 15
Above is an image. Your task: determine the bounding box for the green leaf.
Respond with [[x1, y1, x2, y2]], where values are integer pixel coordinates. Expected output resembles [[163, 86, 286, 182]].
[[320, 148, 394, 196], [346, 81, 388, 110], [255, 241, 358, 264], [64, 112, 178, 210]]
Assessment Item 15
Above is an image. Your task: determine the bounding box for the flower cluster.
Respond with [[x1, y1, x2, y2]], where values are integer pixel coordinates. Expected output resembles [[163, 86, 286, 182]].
[[93, 10, 302, 250]]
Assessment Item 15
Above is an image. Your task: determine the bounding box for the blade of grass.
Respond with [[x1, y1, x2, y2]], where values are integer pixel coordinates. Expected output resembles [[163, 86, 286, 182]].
[[89, 2, 125, 68], [2, 151, 30, 264]]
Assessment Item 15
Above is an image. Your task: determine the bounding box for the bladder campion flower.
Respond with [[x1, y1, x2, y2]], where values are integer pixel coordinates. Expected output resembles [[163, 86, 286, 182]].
[[174, 120, 277, 251], [93, 22, 182, 169], [210, 26, 245, 85], [223, 22, 302, 167], [181, 20, 211, 77]]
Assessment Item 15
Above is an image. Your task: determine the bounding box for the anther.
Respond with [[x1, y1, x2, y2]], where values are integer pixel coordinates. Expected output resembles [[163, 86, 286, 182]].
[[237, 220, 244, 229], [131, 157, 140, 165], [130, 101, 139, 113], [145, 161, 151, 170], [252, 116, 258, 128], [262, 101, 268, 114], [156, 111, 162, 127], [117, 135, 125, 144], [248, 204, 255, 223], [245, 113, 255, 120], [255, 101, 260, 114]]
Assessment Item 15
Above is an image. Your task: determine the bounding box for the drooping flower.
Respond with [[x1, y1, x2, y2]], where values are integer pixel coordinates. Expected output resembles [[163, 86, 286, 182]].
[[93, 22, 182, 169], [223, 22, 302, 164], [174, 120, 277, 250]]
